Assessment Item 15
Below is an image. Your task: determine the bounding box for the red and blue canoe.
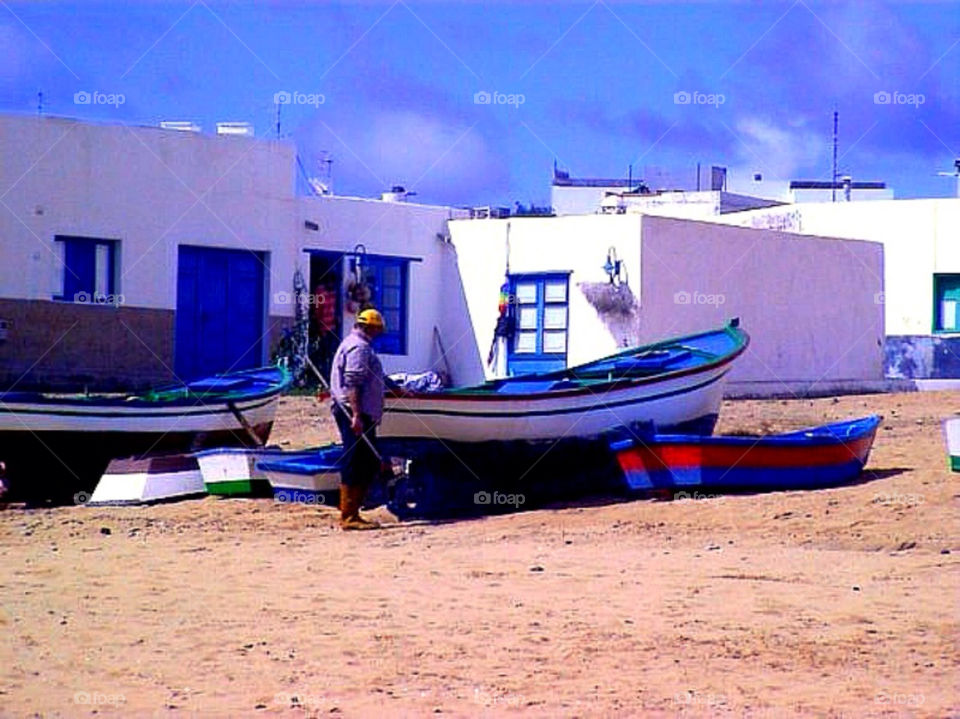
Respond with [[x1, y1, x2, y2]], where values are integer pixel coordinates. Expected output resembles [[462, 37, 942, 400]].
[[610, 415, 882, 492]]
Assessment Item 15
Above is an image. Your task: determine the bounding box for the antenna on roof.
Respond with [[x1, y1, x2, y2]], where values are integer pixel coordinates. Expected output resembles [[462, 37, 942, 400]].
[[832, 110, 839, 203]]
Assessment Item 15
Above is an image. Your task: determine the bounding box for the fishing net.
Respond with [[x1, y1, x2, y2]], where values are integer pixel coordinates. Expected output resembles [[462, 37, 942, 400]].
[[579, 281, 640, 348]]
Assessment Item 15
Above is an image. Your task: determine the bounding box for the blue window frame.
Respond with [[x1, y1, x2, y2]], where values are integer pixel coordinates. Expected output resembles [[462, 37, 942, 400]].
[[350, 255, 408, 355], [53, 235, 118, 303], [507, 272, 570, 375]]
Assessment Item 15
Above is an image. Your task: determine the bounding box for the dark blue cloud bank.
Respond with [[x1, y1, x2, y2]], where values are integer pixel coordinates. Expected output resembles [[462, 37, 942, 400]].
[[1, 1, 957, 205]]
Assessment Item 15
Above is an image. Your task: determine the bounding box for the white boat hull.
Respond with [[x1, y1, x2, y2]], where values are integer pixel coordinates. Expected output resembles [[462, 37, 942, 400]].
[[380, 365, 730, 443], [0, 394, 280, 433], [195, 448, 274, 485], [265, 469, 341, 494], [945, 417, 960, 471]]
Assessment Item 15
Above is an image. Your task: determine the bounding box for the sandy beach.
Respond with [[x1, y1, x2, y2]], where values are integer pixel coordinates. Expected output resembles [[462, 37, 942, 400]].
[[1, 390, 958, 717]]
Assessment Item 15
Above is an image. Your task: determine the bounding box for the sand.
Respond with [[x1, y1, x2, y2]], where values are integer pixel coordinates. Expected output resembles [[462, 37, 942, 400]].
[[1, 391, 958, 717]]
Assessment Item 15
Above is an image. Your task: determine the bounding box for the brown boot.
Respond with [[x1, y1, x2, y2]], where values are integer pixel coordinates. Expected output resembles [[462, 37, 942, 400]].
[[340, 484, 379, 531], [339, 484, 351, 524]]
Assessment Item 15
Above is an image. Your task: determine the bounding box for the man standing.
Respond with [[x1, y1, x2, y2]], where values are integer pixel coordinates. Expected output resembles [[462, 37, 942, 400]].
[[330, 309, 386, 530]]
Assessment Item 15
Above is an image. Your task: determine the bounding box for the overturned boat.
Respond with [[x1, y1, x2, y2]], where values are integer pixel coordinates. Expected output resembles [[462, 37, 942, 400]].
[[85, 452, 207, 506], [380, 320, 749, 446], [0, 367, 290, 501]]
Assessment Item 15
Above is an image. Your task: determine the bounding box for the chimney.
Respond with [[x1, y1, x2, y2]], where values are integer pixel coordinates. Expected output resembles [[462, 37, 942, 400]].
[[216, 122, 254, 137], [381, 185, 416, 203], [841, 175, 852, 201], [160, 121, 201, 133]]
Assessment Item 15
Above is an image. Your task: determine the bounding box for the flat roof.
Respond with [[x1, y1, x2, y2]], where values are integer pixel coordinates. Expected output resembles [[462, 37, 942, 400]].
[[790, 180, 887, 190], [552, 177, 640, 188]]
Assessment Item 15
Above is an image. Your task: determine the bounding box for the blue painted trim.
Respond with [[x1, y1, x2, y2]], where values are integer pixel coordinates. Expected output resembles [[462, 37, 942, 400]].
[[610, 415, 881, 451], [507, 272, 569, 375], [53, 235, 118, 301], [303, 248, 423, 263]]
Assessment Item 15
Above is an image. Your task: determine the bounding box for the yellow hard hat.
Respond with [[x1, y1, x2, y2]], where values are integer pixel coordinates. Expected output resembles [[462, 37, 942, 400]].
[[357, 308, 385, 329]]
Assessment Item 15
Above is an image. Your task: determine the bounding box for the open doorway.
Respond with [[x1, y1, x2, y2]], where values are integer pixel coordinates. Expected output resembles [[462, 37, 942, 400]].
[[308, 251, 344, 382]]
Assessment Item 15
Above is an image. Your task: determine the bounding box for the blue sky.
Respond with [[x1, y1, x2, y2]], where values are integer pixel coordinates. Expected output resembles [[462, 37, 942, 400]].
[[2, 1, 958, 206]]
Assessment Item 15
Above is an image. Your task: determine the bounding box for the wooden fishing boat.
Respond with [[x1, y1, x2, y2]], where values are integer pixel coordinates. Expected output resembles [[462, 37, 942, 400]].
[[85, 453, 206, 506], [610, 415, 881, 492], [943, 417, 960, 471], [379, 321, 749, 446], [256, 445, 343, 504], [0, 367, 290, 500]]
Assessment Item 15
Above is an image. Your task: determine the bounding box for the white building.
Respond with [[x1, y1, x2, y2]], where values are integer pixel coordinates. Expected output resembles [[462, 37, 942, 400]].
[[0, 113, 898, 396], [711, 198, 960, 379], [550, 170, 638, 216], [449, 213, 885, 395], [728, 176, 894, 204], [600, 189, 784, 219], [0, 113, 477, 389]]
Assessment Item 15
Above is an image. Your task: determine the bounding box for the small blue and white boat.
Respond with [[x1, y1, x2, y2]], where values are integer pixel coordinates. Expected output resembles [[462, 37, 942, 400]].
[[256, 445, 343, 504]]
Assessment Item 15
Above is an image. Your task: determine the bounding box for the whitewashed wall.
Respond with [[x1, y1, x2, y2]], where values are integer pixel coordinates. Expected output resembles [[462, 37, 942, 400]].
[[450, 213, 884, 387], [296, 196, 479, 380], [0, 114, 296, 311], [551, 185, 633, 215], [449, 214, 643, 380], [0, 114, 476, 380], [712, 198, 960, 335], [639, 216, 885, 385]]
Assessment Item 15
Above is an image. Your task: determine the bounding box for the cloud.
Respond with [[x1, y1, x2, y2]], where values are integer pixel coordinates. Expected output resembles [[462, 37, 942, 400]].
[[731, 116, 823, 180], [298, 108, 507, 205]]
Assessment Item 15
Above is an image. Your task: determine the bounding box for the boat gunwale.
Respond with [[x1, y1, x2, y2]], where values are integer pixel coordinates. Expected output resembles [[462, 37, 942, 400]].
[[609, 415, 881, 452], [0, 367, 291, 410], [387, 324, 749, 405]]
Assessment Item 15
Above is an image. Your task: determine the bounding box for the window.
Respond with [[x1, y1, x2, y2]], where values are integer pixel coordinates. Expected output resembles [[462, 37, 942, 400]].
[[54, 236, 118, 303], [934, 274, 960, 332], [507, 272, 570, 375], [352, 255, 408, 355]]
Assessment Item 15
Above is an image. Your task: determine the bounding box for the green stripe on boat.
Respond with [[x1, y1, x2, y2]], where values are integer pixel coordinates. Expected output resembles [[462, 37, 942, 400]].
[[204, 479, 271, 496]]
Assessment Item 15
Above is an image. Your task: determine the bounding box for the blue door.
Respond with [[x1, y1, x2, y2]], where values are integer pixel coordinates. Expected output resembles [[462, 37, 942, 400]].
[[175, 246, 266, 380], [507, 273, 570, 376]]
